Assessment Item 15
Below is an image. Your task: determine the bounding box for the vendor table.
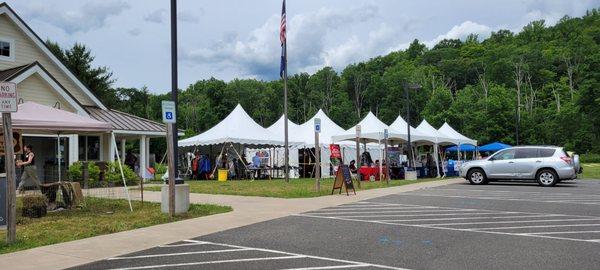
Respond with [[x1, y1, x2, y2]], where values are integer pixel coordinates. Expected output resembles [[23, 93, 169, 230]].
[[358, 166, 387, 181]]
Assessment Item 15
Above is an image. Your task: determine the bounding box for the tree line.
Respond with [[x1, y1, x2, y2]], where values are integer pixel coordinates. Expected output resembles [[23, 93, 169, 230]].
[[48, 9, 600, 155]]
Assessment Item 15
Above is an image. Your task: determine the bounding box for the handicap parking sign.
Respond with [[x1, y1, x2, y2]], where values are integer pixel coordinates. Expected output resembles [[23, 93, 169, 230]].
[[161, 101, 176, 123]]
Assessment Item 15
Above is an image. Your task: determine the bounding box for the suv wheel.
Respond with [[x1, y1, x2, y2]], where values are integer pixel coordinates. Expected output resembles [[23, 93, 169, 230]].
[[468, 169, 487, 185], [537, 169, 558, 187]]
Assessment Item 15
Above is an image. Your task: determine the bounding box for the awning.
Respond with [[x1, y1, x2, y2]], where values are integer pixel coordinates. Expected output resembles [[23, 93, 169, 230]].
[[479, 142, 511, 152], [2, 102, 112, 133]]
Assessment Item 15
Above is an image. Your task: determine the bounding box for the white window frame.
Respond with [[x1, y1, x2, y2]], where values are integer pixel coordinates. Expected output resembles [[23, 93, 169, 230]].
[[0, 37, 15, 62]]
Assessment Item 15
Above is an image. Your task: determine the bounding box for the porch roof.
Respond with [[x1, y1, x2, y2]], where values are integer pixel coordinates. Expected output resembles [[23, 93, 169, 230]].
[[85, 106, 167, 135]]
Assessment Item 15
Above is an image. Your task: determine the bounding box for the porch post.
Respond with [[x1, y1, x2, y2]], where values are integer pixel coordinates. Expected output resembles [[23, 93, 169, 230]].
[[68, 135, 79, 165], [120, 138, 126, 163], [145, 136, 151, 169], [108, 134, 116, 162], [139, 135, 147, 177]]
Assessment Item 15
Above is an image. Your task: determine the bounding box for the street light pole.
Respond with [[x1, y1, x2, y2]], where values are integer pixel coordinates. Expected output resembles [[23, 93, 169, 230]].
[[404, 83, 421, 169], [170, 0, 178, 176], [405, 84, 411, 168]]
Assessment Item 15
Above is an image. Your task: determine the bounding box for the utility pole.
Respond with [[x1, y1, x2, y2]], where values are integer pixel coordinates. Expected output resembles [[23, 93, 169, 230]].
[[314, 118, 321, 192], [1, 81, 17, 243], [404, 83, 421, 169], [168, 0, 178, 217]]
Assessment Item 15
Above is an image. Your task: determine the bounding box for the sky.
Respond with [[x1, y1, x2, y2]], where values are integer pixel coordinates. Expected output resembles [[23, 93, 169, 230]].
[[5, 0, 599, 93]]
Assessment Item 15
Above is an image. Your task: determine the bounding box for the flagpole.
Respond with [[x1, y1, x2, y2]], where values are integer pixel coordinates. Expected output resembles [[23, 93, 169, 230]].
[[283, 43, 289, 183]]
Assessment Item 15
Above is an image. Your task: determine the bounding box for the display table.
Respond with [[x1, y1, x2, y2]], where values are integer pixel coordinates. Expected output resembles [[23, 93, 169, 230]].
[[358, 166, 387, 181]]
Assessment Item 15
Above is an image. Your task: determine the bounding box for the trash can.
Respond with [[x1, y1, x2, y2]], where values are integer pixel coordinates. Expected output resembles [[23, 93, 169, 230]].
[[217, 169, 228, 181]]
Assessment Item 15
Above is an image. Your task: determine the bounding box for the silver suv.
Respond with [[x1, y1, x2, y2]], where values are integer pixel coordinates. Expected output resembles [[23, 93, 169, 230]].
[[459, 146, 580, 187]]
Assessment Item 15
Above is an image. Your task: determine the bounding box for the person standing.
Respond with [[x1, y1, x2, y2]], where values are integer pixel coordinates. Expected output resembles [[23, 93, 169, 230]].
[[125, 150, 137, 171], [191, 151, 201, 180], [17, 145, 40, 193]]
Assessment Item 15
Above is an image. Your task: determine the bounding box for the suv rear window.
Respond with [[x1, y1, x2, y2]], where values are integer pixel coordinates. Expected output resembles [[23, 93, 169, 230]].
[[514, 148, 538, 159], [539, 148, 556, 157]]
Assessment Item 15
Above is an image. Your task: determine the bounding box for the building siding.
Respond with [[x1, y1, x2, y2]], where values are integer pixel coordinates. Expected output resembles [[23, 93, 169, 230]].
[[0, 14, 96, 106], [16, 73, 76, 112]]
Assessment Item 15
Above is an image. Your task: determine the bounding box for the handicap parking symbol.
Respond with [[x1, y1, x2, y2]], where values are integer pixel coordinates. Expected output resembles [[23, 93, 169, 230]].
[[165, 112, 173, 120]]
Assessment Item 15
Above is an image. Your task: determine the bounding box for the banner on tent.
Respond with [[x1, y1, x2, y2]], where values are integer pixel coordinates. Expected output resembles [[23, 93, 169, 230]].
[[387, 147, 402, 167], [329, 144, 342, 166]]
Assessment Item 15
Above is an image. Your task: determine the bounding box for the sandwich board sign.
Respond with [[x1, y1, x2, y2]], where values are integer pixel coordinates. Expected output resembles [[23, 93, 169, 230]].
[[331, 164, 356, 196], [161, 100, 176, 124], [0, 82, 17, 113]]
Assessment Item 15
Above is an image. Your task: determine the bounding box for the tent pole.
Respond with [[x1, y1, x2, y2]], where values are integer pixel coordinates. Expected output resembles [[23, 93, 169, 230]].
[[57, 133, 61, 182], [112, 132, 133, 211], [434, 143, 440, 178]]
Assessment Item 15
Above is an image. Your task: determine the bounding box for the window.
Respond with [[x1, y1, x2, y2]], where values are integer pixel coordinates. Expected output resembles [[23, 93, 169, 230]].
[[539, 149, 556, 158], [78, 136, 100, 161], [492, 149, 515, 160], [515, 148, 538, 159], [0, 38, 14, 61]]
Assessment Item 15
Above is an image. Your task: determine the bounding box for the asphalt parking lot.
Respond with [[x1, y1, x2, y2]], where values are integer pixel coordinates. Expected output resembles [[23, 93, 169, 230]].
[[74, 179, 600, 270]]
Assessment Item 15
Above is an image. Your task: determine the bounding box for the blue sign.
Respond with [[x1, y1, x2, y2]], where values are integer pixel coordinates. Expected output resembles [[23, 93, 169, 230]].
[[314, 118, 321, 133], [161, 101, 176, 124]]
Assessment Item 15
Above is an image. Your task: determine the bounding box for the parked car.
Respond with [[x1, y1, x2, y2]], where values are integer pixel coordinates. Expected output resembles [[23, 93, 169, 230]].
[[459, 146, 580, 187]]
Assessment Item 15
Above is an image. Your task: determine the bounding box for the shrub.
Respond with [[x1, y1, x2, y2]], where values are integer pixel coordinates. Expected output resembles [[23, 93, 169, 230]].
[[67, 161, 83, 182], [22, 194, 48, 218], [67, 162, 102, 187], [155, 162, 167, 175], [580, 153, 600, 163], [105, 161, 140, 186]]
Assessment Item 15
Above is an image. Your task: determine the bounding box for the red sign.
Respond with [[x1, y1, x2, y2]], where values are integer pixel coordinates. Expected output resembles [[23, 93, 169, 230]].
[[329, 144, 342, 166]]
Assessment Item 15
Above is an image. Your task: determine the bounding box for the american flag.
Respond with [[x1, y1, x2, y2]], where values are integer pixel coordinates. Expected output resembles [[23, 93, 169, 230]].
[[280, 0, 286, 78]]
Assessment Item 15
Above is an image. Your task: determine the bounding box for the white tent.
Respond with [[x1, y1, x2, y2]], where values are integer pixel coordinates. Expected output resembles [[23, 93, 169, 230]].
[[332, 112, 403, 143], [437, 122, 477, 146], [415, 119, 455, 178], [437, 122, 477, 165], [416, 120, 455, 145], [179, 104, 287, 147], [266, 114, 303, 144], [389, 116, 436, 144]]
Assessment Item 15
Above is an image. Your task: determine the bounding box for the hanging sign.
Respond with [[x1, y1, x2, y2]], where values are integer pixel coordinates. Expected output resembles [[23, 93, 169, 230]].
[[161, 100, 176, 123], [329, 144, 342, 166], [0, 82, 17, 113], [314, 118, 321, 133]]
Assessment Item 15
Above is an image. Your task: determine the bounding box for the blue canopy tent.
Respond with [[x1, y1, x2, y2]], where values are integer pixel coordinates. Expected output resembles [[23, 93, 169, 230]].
[[445, 144, 477, 152], [479, 142, 511, 152]]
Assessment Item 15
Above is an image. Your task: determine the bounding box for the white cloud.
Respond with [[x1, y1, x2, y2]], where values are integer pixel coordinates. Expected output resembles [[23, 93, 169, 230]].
[[128, 28, 142, 36], [425, 21, 491, 47], [181, 4, 382, 78], [144, 9, 201, 24], [144, 9, 166, 23], [24, 0, 130, 34]]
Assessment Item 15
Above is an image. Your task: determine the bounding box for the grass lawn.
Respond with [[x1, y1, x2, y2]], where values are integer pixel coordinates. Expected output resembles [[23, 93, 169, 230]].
[[0, 197, 231, 254], [145, 177, 440, 198], [582, 163, 600, 179]]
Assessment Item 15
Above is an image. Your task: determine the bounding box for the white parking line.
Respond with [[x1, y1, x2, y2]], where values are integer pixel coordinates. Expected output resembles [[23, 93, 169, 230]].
[[107, 248, 252, 260], [340, 212, 554, 219], [282, 264, 371, 270], [294, 213, 600, 244], [106, 240, 408, 270], [309, 209, 481, 215], [158, 241, 210, 247], [108, 255, 306, 270], [351, 214, 555, 222], [426, 218, 600, 227], [525, 230, 600, 235], [468, 223, 600, 231], [296, 200, 600, 244], [313, 206, 438, 212]]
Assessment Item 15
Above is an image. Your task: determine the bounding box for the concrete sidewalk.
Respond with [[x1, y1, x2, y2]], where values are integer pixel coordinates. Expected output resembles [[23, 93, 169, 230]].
[[0, 179, 463, 270]]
